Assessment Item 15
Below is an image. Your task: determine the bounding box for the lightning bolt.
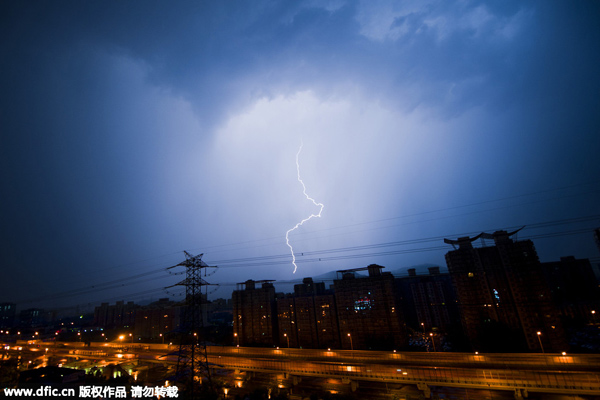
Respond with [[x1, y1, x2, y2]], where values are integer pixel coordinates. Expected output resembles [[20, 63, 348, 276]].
[[286, 141, 324, 273]]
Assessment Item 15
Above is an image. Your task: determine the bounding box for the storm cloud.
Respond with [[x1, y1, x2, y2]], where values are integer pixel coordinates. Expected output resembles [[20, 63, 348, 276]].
[[1, 1, 599, 309]]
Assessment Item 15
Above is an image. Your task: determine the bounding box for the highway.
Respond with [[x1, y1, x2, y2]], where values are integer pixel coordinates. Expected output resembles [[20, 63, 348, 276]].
[[204, 347, 600, 396], [5, 342, 600, 397]]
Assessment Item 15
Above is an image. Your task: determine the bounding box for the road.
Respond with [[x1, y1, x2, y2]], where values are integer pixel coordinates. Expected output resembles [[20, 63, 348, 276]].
[[5, 341, 600, 397]]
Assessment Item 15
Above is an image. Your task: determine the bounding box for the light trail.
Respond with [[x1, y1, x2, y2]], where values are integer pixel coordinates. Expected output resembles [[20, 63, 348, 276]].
[[285, 141, 324, 273]]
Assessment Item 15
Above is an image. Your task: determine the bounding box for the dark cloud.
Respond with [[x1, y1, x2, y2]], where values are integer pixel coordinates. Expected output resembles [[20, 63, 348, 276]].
[[1, 0, 599, 310]]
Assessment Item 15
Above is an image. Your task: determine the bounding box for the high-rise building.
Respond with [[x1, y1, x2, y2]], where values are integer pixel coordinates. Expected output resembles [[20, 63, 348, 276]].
[[276, 278, 339, 349], [396, 267, 459, 335], [311, 292, 340, 349], [334, 264, 406, 350], [276, 294, 297, 348], [93, 301, 137, 329], [593, 229, 600, 283], [232, 280, 277, 346], [541, 256, 600, 324], [134, 298, 182, 341], [0, 303, 16, 329], [18, 308, 49, 328], [206, 298, 233, 326], [444, 229, 567, 352]]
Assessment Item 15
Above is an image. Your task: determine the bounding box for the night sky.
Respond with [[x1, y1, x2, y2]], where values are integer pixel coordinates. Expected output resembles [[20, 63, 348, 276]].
[[1, 1, 599, 312]]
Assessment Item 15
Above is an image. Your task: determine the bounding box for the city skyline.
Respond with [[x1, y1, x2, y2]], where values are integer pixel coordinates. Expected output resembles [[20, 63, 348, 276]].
[[1, 222, 599, 313], [1, 1, 599, 310], [6, 231, 595, 352]]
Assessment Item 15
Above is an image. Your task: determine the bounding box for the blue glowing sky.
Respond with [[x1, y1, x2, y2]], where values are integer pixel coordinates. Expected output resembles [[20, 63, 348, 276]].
[[1, 1, 599, 310]]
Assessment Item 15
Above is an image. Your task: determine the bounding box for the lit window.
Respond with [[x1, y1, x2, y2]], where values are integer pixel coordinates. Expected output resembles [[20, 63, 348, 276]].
[[354, 297, 372, 311]]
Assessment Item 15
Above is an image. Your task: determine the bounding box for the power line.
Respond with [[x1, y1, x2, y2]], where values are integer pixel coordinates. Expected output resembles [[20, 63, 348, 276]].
[[183, 182, 600, 256], [16, 182, 596, 302], [15, 216, 600, 307], [17, 268, 176, 305], [210, 215, 600, 268]]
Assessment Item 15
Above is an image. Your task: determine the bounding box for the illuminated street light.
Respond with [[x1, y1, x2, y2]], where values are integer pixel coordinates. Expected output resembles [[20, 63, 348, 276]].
[[234, 332, 239, 347], [536, 331, 545, 353], [347, 333, 353, 351], [429, 333, 436, 352], [283, 333, 289, 348]]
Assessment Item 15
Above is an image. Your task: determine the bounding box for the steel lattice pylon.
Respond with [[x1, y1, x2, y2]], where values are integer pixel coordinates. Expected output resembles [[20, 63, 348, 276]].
[[167, 251, 217, 398]]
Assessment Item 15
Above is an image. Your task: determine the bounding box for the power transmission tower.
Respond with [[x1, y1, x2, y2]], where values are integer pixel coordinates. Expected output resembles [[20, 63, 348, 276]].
[[167, 251, 217, 398]]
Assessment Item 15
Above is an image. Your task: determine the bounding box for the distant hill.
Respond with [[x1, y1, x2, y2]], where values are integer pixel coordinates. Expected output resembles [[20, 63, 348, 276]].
[[388, 263, 448, 277], [239, 263, 449, 296], [311, 270, 366, 282], [289, 263, 447, 284]]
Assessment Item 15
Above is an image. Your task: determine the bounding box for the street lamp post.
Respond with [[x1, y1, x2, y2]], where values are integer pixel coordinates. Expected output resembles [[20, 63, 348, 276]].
[[284, 333, 289, 348], [536, 331, 545, 353], [347, 333, 353, 351], [429, 333, 436, 352]]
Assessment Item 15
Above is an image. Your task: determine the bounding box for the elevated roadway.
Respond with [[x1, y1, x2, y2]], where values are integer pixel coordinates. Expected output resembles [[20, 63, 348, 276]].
[[8, 342, 600, 397], [204, 347, 600, 397]]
